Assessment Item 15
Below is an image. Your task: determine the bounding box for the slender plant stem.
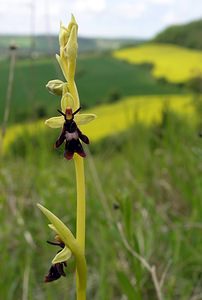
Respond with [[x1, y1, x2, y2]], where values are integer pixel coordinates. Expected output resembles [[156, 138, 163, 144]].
[[74, 154, 86, 300], [68, 79, 85, 247], [2, 47, 16, 138], [74, 154, 86, 250], [69, 76, 86, 299], [76, 284, 86, 300]]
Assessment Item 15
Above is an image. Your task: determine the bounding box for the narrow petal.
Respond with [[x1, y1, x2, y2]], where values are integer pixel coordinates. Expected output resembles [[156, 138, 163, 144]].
[[56, 54, 68, 81], [45, 116, 64, 128], [75, 113, 97, 125], [65, 25, 78, 60], [37, 204, 77, 252], [61, 92, 75, 112], [66, 14, 78, 38], [48, 224, 58, 233], [52, 246, 72, 264], [56, 54, 63, 72], [59, 23, 68, 48], [71, 14, 77, 26]]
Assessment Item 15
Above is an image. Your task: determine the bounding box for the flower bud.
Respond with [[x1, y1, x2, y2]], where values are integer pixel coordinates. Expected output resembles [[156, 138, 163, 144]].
[[46, 79, 65, 96], [59, 23, 68, 49], [64, 25, 78, 61], [59, 15, 78, 49]]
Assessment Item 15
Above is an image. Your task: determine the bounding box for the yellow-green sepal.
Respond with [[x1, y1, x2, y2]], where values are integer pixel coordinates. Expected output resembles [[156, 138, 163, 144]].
[[75, 113, 97, 125], [45, 116, 64, 128]]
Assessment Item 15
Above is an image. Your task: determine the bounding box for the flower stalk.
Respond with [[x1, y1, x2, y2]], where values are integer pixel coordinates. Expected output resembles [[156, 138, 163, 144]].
[[74, 154, 86, 300], [74, 154, 86, 251], [66, 19, 87, 297], [38, 15, 96, 300]]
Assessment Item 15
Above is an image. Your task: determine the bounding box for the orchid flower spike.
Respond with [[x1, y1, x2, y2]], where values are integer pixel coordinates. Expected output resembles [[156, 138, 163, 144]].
[[45, 92, 96, 128], [38, 15, 95, 300]]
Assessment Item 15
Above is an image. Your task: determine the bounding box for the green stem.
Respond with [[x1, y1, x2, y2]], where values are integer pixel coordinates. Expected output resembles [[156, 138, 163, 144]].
[[74, 154, 86, 300], [2, 47, 16, 138], [67, 41, 86, 295], [74, 154, 86, 249], [77, 287, 86, 300]]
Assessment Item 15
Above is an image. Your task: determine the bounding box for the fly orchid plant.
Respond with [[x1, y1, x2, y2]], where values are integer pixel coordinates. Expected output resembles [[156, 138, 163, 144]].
[[37, 15, 96, 300]]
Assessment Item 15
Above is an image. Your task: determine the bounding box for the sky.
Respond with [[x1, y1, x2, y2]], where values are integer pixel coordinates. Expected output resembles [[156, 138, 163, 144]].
[[0, 0, 202, 38]]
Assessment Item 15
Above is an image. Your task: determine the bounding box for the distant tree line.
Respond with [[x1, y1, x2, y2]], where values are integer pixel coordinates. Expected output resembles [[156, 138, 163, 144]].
[[153, 19, 202, 50]]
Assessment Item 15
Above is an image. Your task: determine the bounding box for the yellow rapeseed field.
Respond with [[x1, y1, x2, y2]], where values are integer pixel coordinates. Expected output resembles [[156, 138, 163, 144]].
[[2, 94, 195, 153], [113, 43, 202, 83]]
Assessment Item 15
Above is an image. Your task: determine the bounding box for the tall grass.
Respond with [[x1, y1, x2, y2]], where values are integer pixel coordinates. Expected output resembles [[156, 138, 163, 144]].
[[1, 108, 202, 299]]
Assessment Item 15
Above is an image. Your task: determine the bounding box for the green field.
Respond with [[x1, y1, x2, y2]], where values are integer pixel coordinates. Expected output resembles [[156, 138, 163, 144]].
[[114, 43, 202, 83], [2, 94, 195, 154], [0, 53, 184, 124]]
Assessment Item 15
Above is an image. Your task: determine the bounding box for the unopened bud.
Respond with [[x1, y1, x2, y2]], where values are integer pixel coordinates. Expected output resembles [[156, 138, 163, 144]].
[[59, 15, 78, 49], [59, 23, 68, 49], [65, 25, 78, 60], [46, 79, 65, 96]]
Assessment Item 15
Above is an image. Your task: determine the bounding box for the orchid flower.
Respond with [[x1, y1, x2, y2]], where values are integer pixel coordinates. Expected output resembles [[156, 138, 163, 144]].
[[45, 92, 96, 129], [45, 92, 96, 159], [37, 204, 86, 289], [37, 14, 95, 300]]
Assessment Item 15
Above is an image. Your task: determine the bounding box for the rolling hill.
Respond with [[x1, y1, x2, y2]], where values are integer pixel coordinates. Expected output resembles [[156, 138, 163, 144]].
[[153, 19, 202, 50], [0, 35, 143, 57], [114, 43, 202, 83], [2, 94, 195, 154], [0, 54, 183, 124]]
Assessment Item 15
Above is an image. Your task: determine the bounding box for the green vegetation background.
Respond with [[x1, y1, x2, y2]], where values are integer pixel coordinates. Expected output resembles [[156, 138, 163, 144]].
[[1, 109, 202, 300], [0, 54, 184, 124], [1, 18, 202, 300]]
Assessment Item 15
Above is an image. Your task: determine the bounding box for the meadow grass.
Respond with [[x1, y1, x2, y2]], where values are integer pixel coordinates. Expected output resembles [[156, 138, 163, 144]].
[[1, 107, 202, 299], [114, 43, 202, 83]]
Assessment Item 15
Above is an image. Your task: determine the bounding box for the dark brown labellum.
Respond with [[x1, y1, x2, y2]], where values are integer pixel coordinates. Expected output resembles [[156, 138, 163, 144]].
[[45, 262, 66, 282], [55, 107, 89, 160], [44, 239, 67, 283]]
